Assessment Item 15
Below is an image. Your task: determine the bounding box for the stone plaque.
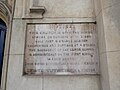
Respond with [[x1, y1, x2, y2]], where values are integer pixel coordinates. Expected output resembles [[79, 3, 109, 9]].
[[24, 24, 99, 75]]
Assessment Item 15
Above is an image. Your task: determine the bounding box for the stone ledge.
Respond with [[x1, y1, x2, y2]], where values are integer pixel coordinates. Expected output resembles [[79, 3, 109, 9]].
[[29, 6, 46, 15]]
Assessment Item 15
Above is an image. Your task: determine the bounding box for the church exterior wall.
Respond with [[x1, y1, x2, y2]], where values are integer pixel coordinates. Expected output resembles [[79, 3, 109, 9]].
[[0, 0, 120, 90]]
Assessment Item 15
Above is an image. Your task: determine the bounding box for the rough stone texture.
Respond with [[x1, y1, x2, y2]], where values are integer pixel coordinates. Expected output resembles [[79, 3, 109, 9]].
[[95, 0, 120, 90], [99, 53, 110, 90], [22, 0, 95, 19], [32, 0, 95, 18], [94, 0, 102, 16], [101, 2, 120, 90], [6, 55, 43, 90], [14, 0, 23, 18], [6, 0, 101, 90], [43, 76, 100, 90], [96, 12, 106, 54], [5, 0, 120, 90], [107, 51, 120, 90], [102, 2, 120, 52], [95, 1, 110, 90], [101, 0, 120, 9], [9, 20, 26, 55]]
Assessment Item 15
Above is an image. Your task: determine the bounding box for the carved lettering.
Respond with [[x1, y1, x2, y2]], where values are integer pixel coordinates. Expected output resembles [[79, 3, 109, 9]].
[[24, 24, 99, 75]]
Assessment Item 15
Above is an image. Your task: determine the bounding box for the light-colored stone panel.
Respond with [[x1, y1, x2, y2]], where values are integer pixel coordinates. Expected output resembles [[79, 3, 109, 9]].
[[14, 0, 23, 18], [100, 51, 120, 90], [101, 0, 120, 9], [106, 51, 120, 90], [101, 0, 112, 9], [94, 0, 102, 16], [99, 53, 110, 90], [102, 3, 120, 52], [6, 55, 43, 90], [44, 76, 100, 90], [26, 0, 95, 18], [9, 20, 26, 54], [43, 0, 95, 18], [96, 13, 106, 54]]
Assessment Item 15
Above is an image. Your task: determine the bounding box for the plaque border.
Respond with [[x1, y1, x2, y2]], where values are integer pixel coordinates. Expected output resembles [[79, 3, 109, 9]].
[[23, 22, 100, 76]]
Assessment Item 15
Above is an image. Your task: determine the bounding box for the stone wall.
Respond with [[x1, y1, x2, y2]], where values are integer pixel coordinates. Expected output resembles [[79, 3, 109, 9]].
[[5, 0, 120, 90], [95, 0, 120, 90]]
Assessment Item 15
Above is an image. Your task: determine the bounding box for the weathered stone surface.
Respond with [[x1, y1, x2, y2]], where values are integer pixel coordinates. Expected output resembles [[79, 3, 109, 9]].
[[23, 0, 95, 18], [102, 3, 120, 52], [24, 24, 99, 75], [7, 0, 120, 90], [94, 0, 102, 16], [99, 53, 110, 90], [101, 0, 120, 9], [6, 55, 43, 90], [9, 20, 26, 54], [96, 12, 106, 54], [14, 0, 23, 18], [95, 0, 120, 90], [107, 51, 120, 90], [44, 76, 100, 90]]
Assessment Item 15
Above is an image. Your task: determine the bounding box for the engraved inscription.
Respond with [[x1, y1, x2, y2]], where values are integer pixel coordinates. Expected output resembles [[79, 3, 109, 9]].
[[24, 24, 99, 75]]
